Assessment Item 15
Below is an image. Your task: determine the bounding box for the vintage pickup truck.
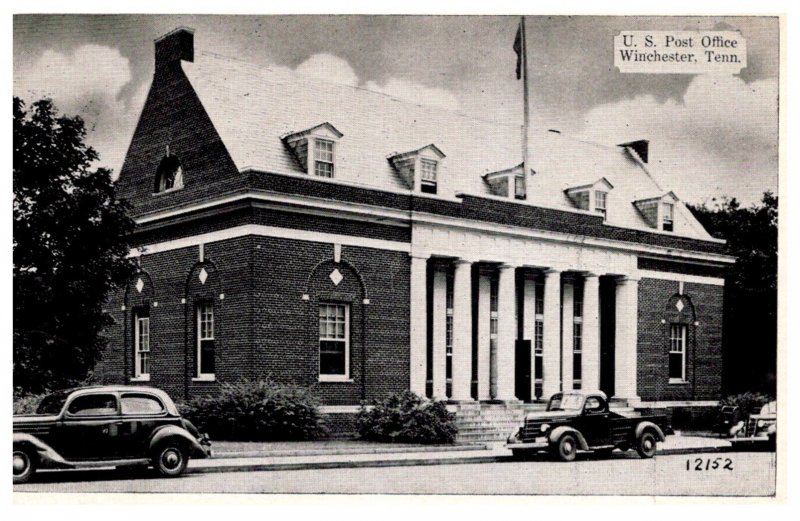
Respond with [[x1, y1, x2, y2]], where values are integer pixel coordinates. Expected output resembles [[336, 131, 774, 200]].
[[506, 390, 673, 461], [13, 386, 211, 484]]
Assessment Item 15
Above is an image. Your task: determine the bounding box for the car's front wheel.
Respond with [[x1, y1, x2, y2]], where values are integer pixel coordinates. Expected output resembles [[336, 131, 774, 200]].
[[13, 447, 36, 484], [554, 433, 578, 462], [636, 430, 658, 458], [153, 441, 188, 477]]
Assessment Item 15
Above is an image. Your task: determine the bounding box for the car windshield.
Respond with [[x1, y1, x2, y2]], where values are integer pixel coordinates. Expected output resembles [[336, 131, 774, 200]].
[[548, 393, 585, 411], [35, 392, 70, 415]]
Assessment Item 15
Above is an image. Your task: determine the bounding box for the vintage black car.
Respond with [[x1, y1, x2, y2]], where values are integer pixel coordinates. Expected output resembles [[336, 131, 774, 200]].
[[13, 386, 211, 483], [729, 400, 777, 450], [506, 391, 673, 461]]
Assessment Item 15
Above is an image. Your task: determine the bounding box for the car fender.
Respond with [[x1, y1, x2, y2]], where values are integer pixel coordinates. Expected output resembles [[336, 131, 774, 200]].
[[547, 426, 589, 450], [149, 425, 206, 457], [635, 421, 666, 442], [13, 432, 71, 468]]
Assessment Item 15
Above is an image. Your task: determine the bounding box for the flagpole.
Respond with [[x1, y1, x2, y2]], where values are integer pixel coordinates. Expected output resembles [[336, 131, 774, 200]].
[[521, 16, 530, 187]]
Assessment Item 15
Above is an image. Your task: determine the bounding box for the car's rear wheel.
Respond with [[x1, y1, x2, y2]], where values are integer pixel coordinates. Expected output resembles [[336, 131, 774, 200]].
[[153, 441, 188, 477], [636, 430, 658, 458], [13, 447, 35, 484], [554, 433, 578, 462]]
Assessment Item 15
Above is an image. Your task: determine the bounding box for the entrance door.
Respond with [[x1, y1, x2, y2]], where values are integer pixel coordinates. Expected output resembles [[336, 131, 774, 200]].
[[599, 277, 616, 397], [515, 339, 532, 402]]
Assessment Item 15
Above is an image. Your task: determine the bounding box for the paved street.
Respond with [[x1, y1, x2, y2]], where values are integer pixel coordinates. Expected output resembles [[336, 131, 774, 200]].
[[14, 451, 775, 496]]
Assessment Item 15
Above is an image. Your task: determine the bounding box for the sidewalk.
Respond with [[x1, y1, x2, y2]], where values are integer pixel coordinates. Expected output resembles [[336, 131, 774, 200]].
[[187, 435, 733, 475]]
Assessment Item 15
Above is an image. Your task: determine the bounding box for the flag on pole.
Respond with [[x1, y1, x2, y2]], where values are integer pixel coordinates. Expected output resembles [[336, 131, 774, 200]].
[[513, 21, 523, 79]]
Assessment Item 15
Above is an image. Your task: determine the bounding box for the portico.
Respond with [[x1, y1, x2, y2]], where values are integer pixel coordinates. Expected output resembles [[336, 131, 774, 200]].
[[408, 221, 641, 404]]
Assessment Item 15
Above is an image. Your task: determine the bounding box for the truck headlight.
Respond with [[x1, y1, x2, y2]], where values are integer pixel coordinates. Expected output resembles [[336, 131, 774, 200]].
[[757, 420, 765, 428], [541, 423, 550, 433], [507, 426, 523, 444]]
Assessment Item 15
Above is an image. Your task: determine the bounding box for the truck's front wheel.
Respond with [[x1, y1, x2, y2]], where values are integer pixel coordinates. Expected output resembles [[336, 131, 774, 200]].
[[636, 430, 658, 458], [554, 434, 578, 462]]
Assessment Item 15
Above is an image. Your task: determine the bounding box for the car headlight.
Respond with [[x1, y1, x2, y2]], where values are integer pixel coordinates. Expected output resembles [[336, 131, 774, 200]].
[[757, 420, 765, 428], [541, 423, 550, 433]]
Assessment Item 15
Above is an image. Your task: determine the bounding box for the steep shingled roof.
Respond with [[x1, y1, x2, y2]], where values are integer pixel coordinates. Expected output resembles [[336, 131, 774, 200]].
[[181, 49, 714, 241]]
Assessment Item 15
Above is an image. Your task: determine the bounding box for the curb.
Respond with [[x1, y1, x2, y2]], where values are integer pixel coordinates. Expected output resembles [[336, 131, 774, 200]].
[[211, 443, 488, 460], [188, 445, 731, 475]]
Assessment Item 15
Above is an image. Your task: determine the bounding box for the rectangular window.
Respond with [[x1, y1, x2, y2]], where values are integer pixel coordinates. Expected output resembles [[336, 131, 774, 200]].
[[314, 139, 335, 178], [445, 272, 454, 395], [595, 191, 607, 218], [489, 276, 499, 385], [196, 302, 215, 377], [534, 281, 544, 385], [663, 203, 674, 232], [514, 176, 526, 200], [134, 312, 150, 379], [319, 303, 349, 380], [420, 158, 438, 194], [573, 285, 583, 389], [669, 324, 686, 382]]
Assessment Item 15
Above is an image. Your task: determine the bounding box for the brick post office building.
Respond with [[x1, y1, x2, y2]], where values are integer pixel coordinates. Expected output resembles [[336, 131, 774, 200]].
[[98, 28, 733, 430]]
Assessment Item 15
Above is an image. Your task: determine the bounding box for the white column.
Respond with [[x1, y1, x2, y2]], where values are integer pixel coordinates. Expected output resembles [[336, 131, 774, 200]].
[[614, 276, 640, 402], [582, 274, 601, 391], [409, 254, 428, 396], [523, 275, 537, 400], [431, 267, 448, 399], [451, 260, 473, 401], [542, 269, 562, 399], [561, 281, 574, 391], [495, 264, 517, 401], [477, 272, 491, 400]]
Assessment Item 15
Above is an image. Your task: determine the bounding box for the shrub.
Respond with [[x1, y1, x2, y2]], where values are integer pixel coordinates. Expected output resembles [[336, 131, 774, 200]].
[[180, 378, 328, 441], [720, 392, 773, 420], [357, 391, 457, 444], [13, 388, 47, 415]]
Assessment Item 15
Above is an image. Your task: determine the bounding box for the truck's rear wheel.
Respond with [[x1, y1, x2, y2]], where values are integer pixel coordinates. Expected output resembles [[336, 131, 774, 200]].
[[636, 430, 658, 458], [554, 433, 578, 462], [13, 447, 35, 484]]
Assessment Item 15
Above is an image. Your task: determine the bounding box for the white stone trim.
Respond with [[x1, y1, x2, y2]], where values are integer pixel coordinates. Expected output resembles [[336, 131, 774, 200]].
[[129, 224, 411, 258], [319, 405, 366, 413], [638, 270, 725, 286], [636, 400, 719, 408]]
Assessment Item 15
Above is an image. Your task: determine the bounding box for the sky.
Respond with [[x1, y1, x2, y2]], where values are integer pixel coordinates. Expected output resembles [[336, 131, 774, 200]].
[[13, 14, 779, 205]]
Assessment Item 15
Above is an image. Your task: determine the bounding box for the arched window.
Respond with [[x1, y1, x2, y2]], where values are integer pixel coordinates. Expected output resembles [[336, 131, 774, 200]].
[[155, 154, 184, 193]]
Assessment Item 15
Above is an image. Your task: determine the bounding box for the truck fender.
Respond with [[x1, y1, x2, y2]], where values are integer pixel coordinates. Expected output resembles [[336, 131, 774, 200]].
[[149, 425, 204, 456], [635, 421, 666, 442], [13, 432, 71, 468], [548, 426, 589, 451]]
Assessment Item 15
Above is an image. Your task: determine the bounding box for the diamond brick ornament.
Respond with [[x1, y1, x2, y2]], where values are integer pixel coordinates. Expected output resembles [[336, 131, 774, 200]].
[[676, 299, 684, 312], [135, 278, 144, 293], [329, 269, 343, 286], [199, 267, 208, 285]]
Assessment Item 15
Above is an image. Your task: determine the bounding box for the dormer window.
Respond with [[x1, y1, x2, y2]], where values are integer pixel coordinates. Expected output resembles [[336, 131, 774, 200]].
[[387, 144, 445, 195], [662, 203, 674, 232], [634, 192, 679, 232], [282, 122, 343, 178], [314, 139, 335, 178], [595, 191, 608, 218], [420, 158, 438, 194], [565, 178, 613, 219], [154, 151, 183, 193], [483, 163, 527, 200]]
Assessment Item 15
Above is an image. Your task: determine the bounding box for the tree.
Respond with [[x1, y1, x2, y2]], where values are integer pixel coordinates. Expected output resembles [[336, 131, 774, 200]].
[[13, 97, 136, 393], [688, 192, 778, 395]]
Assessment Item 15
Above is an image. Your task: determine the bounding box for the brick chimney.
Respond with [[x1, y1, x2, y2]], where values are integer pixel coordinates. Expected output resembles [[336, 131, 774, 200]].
[[155, 27, 194, 69], [618, 139, 649, 164]]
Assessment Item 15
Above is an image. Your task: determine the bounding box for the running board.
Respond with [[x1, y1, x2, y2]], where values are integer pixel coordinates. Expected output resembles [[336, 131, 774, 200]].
[[61, 458, 151, 469]]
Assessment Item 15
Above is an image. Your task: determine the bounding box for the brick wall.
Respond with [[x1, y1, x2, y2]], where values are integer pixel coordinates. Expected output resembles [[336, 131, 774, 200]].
[[98, 233, 410, 405], [637, 278, 724, 401]]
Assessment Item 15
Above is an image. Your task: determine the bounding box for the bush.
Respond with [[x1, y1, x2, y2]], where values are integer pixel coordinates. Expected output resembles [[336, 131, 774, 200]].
[[180, 378, 328, 441], [13, 388, 47, 415], [357, 391, 457, 444], [720, 392, 773, 419]]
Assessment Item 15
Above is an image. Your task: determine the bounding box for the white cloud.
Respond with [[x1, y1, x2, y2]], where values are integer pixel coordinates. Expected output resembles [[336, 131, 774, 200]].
[[576, 74, 778, 204], [14, 45, 146, 177], [293, 53, 460, 112]]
